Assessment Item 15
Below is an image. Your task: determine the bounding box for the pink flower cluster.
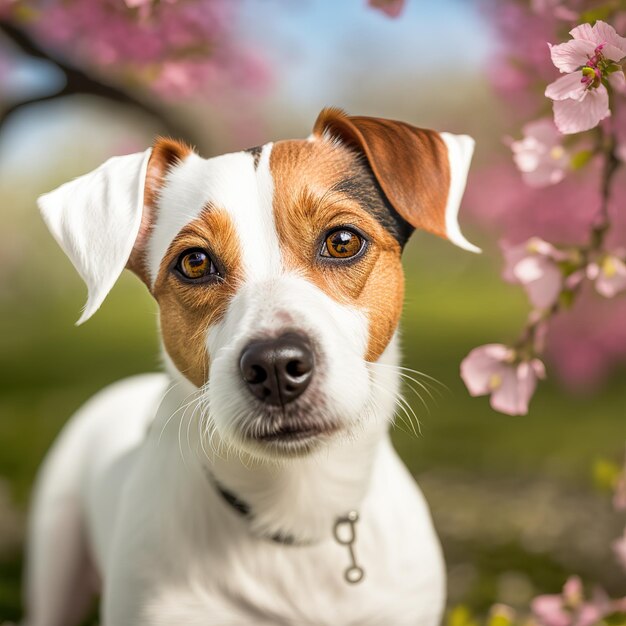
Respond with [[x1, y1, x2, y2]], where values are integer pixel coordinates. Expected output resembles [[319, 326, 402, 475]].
[[509, 119, 569, 188], [532, 576, 613, 626], [472, 454, 626, 626], [464, 3, 626, 415], [502, 237, 571, 309], [545, 22, 626, 134], [461, 235, 626, 413], [2, 0, 269, 99], [461, 344, 545, 415]]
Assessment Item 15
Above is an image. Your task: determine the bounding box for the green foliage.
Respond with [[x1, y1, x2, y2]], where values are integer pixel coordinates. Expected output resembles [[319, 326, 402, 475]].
[[580, 5, 616, 24], [603, 611, 626, 626]]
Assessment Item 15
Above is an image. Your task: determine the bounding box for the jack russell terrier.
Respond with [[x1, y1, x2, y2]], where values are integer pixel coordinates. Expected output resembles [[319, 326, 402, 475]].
[[25, 108, 478, 626]]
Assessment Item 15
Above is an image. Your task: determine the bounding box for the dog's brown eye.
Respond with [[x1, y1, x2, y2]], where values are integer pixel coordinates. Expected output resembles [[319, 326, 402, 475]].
[[322, 229, 364, 259], [176, 249, 218, 281]]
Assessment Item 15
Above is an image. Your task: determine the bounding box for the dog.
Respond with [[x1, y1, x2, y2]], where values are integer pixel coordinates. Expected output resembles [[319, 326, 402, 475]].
[[24, 107, 478, 626]]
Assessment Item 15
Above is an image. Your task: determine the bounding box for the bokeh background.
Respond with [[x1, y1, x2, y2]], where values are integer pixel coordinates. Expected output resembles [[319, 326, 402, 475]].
[[1, 0, 625, 623]]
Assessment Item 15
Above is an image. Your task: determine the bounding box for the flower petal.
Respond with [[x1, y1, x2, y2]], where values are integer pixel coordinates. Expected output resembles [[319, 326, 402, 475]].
[[522, 164, 567, 187], [523, 261, 563, 309], [545, 73, 586, 101], [594, 255, 626, 297], [552, 87, 610, 134], [532, 595, 570, 626], [609, 70, 626, 94], [523, 118, 561, 144], [570, 22, 595, 43], [563, 576, 583, 604], [490, 366, 527, 415], [516, 362, 539, 411], [510, 121, 569, 186], [549, 39, 596, 73], [531, 358, 547, 379], [460, 344, 511, 396], [592, 21, 626, 57], [509, 246, 563, 309], [514, 256, 546, 283], [602, 43, 626, 63], [578, 606, 605, 626]]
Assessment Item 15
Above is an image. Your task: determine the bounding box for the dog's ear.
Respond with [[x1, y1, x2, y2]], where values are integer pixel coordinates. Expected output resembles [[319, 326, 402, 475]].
[[312, 107, 480, 253], [38, 138, 192, 325]]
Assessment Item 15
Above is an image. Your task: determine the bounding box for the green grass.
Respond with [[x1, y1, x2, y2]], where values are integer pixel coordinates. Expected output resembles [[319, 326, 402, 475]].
[[1, 234, 625, 621]]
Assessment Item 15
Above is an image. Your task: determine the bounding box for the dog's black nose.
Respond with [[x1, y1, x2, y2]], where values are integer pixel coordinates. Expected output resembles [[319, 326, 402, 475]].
[[239, 333, 314, 406]]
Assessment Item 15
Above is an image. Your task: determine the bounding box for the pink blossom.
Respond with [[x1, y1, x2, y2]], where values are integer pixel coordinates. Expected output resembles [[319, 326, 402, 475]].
[[502, 238, 567, 310], [124, 0, 151, 7], [460, 344, 545, 416], [546, 21, 626, 134], [465, 158, 615, 248], [532, 576, 611, 626], [21, 0, 267, 99], [531, 0, 578, 22], [510, 119, 569, 187], [479, 5, 626, 392], [486, 2, 559, 114], [367, 0, 405, 18], [587, 252, 626, 298], [547, 292, 626, 391]]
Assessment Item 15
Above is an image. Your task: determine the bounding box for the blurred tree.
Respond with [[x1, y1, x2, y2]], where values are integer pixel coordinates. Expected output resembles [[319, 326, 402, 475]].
[[0, 0, 269, 147]]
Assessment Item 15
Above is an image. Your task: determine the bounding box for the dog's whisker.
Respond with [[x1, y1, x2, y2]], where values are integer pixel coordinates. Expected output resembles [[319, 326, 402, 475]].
[[367, 379, 416, 437], [395, 392, 423, 437], [397, 372, 443, 403], [177, 390, 207, 466], [399, 378, 435, 414], [368, 377, 423, 438], [371, 362, 449, 392], [157, 387, 204, 445], [177, 398, 190, 467]]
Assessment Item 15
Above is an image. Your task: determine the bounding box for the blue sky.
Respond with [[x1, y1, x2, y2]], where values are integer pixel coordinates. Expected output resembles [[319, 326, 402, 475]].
[[0, 0, 492, 173], [240, 0, 492, 105]]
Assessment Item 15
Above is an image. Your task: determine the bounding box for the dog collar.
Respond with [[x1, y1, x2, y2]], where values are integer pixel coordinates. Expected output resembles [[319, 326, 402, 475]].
[[214, 480, 302, 545], [208, 473, 365, 583]]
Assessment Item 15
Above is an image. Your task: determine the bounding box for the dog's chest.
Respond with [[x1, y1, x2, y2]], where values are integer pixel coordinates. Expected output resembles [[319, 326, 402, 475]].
[[102, 414, 445, 625], [123, 466, 445, 626], [142, 530, 443, 626]]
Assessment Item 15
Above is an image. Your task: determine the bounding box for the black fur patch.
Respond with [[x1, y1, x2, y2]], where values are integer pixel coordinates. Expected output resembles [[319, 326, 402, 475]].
[[331, 160, 414, 248], [245, 145, 263, 169]]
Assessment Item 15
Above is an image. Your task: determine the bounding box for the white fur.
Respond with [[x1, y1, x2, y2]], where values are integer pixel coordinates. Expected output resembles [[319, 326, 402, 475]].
[[24, 126, 481, 625], [38, 150, 152, 324], [439, 132, 481, 253]]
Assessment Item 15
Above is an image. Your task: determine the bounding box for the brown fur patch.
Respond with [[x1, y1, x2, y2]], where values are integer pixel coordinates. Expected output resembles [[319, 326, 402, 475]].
[[127, 137, 193, 284], [270, 139, 405, 362], [151, 206, 242, 387], [313, 107, 451, 240]]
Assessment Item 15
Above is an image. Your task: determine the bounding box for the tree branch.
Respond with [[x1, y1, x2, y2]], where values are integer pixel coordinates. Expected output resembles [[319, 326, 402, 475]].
[[0, 20, 199, 147], [590, 129, 620, 251]]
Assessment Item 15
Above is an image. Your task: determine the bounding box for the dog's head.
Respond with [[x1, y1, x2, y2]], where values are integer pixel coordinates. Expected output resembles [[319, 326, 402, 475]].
[[39, 108, 478, 458]]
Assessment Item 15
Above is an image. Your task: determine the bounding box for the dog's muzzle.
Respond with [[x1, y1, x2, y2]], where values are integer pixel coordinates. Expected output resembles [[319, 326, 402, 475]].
[[239, 332, 314, 406]]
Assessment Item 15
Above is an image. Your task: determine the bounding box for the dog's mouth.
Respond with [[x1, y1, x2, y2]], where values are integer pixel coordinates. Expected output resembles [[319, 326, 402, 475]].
[[246, 420, 340, 446], [254, 423, 329, 442]]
